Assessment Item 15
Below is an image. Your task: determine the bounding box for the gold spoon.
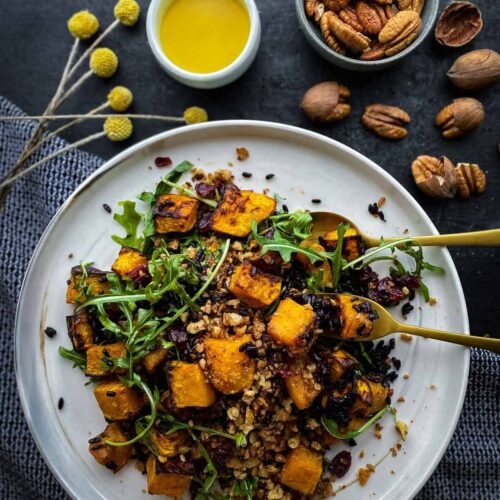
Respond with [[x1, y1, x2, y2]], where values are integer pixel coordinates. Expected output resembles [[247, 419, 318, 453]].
[[311, 211, 500, 248], [321, 293, 500, 353]]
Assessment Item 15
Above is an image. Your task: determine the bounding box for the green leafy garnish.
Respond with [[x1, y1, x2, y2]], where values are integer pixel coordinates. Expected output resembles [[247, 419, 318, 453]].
[[162, 179, 217, 208], [321, 405, 389, 440], [251, 220, 323, 264], [329, 222, 349, 288], [58, 347, 86, 369], [231, 477, 259, 499], [269, 210, 313, 241], [111, 201, 144, 250]]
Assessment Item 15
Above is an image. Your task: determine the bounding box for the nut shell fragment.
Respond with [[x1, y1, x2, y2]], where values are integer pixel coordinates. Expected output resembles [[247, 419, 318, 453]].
[[435, 98, 484, 139], [411, 155, 458, 199], [455, 163, 486, 199], [447, 49, 500, 91], [435, 2, 482, 48], [301, 81, 351, 124], [362, 104, 411, 140]]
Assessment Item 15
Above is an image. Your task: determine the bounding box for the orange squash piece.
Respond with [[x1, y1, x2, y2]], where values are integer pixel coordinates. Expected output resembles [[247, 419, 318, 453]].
[[296, 240, 332, 286], [111, 246, 148, 279], [203, 334, 256, 394], [153, 194, 199, 234], [85, 342, 127, 377], [66, 266, 109, 304], [280, 446, 323, 495], [94, 378, 145, 421], [66, 310, 95, 351], [146, 455, 193, 497], [267, 298, 317, 354], [210, 185, 276, 237], [88, 422, 133, 472], [322, 228, 363, 261], [228, 262, 282, 308], [283, 356, 322, 410], [336, 294, 375, 339]]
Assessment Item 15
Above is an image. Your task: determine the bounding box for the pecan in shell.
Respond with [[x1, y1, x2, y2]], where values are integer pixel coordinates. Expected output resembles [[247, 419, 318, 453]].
[[301, 81, 351, 124], [447, 49, 500, 91], [411, 155, 458, 199], [435, 97, 484, 139], [362, 104, 411, 140], [455, 163, 486, 199]]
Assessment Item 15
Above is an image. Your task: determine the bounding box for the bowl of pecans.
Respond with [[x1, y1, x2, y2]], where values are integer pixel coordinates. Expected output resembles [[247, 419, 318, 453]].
[[295, 0, 439, 71]]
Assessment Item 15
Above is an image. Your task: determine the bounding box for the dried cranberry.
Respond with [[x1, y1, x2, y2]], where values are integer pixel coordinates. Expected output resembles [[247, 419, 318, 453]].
[[195, 182, 216, 199], [198, 212, 213, 233], [329, 450, 352, 478], [128, 264, 151, 286], [154, 156, 173, 168], [206, 437, 234, 466]]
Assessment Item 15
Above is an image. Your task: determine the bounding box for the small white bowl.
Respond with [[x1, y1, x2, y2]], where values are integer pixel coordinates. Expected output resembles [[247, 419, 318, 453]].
[[147, 0, 261, 89]]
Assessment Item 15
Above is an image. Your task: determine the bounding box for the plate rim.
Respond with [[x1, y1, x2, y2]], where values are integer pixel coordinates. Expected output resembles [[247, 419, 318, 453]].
[[14, 119, 470, 500]]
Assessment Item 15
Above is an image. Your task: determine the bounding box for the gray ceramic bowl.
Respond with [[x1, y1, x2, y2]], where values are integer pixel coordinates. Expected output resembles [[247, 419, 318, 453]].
[[295, 0, 439, 71]]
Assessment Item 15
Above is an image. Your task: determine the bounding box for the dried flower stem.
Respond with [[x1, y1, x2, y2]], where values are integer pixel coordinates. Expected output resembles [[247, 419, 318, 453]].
[[0, 114, 185, 122], [64, 20, 119, 85], [0, 131, 106, 189], [58, 70, 94, 107]]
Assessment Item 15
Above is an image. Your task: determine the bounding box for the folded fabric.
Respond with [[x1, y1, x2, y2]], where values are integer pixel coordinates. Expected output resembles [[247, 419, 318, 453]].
[[0, 96, 498, 499]]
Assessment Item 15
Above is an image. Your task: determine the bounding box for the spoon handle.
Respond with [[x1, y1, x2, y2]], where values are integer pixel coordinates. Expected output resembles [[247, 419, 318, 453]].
[[396, 323, 500, 353], [367, 228, 500, 247]]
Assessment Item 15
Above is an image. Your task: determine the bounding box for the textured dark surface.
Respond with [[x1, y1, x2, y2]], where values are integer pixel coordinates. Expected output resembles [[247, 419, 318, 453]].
[[1, 0, 498, 337], [0, 1, 498, 500]]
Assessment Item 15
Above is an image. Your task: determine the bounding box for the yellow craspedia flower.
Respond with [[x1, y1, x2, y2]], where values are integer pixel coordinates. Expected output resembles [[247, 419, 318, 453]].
[[90, 48, 119, 78], [183, 107, 209, 124], [114, 0, 141, 27], [107, 86, 133, 112], [68, 10, 99, 39], [104, 117, 133, 141]]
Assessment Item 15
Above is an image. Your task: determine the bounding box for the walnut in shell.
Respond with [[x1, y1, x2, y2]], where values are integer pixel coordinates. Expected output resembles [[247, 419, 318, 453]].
[[411, 155, 458, 199], [455, 163, 486, 199], [435, 2, 483, 47], [300, 81, 351, 123], [362, 104, 411, 139], [435, 98, 484, 139]]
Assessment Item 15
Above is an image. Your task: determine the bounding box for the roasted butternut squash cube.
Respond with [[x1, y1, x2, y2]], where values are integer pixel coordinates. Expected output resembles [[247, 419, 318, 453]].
[[283, 357, 322, 410], [88, 422, 133, 472], [203, 335, 256, 394], [146, 455, 193, 497], [94, 378, 145, 421], [330, 349, 358, 381], [153, 194, 199, 234], [296, 240, 332, 286], [66, 310, 94, 351], [143, 347, 169, 374], [280, 446, 323, 495], [322, 228, 364, 261], [85, 342, 127, 377], [210, 185, 276, 237], [351, 378, 389, 417], [336, 295, 375, 339], [228, 262, 282, 308], [249, 248, 287, 276], [151, 428, 190, 458], [66, 266, 109, 304], [168, 361, 217, 409], [112, 246, 148, 279], [267, 298, 316, 354]]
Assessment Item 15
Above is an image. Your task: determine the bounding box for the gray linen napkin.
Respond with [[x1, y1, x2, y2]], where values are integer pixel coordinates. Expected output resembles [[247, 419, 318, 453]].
[[0, 96, 498, 499]]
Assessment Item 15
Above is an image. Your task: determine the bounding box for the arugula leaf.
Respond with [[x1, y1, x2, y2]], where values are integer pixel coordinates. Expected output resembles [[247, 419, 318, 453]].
[[112, 201, 144, 250], [251, 220, 323, 264], [329, 222, 349, 289], [269, 210, 313, 241], [321, 405, 389, 440], [231, 477, 259, 499], [58, 347, 86, 369]]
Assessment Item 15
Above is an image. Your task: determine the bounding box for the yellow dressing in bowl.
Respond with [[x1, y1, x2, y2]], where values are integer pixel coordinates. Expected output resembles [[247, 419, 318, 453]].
[[160, 0, 251, 74]]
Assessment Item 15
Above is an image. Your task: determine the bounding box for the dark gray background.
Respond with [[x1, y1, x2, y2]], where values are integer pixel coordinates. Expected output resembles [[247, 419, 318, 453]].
[[1, 0, 499, 341]]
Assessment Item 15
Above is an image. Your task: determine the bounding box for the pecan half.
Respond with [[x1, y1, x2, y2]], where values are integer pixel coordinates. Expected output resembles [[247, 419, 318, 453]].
[[301, 81, 351, 124], [379, 10, 422, 56], [339, 6, 365, 33], [324, 0, 350, 12], [435, 97, 484, 139], [373, 0, 393, 5], [435, 1, 483, 47], [329, 13, 371, 53], [320, 11, 346, 54], [305, 0, 319, 17], [411, 155, 458, 199], [362, 104, 411, 140], [397, 0, 425, 14], [360, 43, 386, 60], [455, 163, 486, 199], [355, 1, 384, 35]]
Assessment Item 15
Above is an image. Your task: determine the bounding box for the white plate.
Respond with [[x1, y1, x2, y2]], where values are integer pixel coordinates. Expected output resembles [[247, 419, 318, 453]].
[[15, 121, 469, 500]]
